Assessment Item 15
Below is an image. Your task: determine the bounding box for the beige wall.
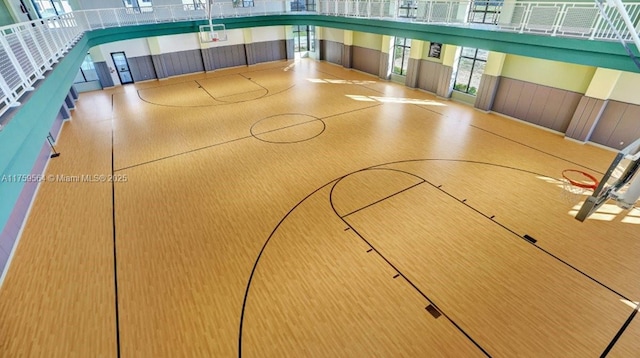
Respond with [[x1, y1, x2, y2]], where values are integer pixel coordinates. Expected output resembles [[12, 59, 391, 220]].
[[501, 54, 596, 93], [352, 32, 382, 50]]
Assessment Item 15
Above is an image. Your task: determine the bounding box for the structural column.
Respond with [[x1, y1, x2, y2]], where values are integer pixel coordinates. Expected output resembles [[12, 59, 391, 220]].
[[342, 30, 353, 69], [436, 44, 457, 98], [405, 40, 424, 88], [474, 51, 505, 111], [147, 37, 168, 79], [378, 35, 392, 80], [565, 68, 619, 142]]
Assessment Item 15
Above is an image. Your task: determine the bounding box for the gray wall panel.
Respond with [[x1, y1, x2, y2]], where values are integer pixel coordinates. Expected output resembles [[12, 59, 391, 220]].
[[555, 92, 582, 132], [417, 61, 440, 94], [514, 82, 536, 120], [405, 58, 420, 88], [591, 100, 627, 145], [436, 65, 453, 98], [379, 52, 389, 80], [320, 40, 343, 65], [492, 77, 511, 113], [474, 74, 499, 111], [492, 77, 582, 133], [351, 46, 380, 76], [342, 45, 352, 68], [610, 104, 640, 148], [128, 56, 157, 82], [151, 54, 167, 79], [591, 101, 640, 149], [502, 79, 522, 115], [527, 86, 551, 124], [94, 61, 114, 87], [538, 89, 566, 129]]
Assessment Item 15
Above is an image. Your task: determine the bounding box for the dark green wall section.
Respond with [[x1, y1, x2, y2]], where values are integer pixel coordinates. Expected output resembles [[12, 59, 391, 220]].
[[0, 1, 15, 26], [0, 36, 90, 231], [0, 14, 638, 234]]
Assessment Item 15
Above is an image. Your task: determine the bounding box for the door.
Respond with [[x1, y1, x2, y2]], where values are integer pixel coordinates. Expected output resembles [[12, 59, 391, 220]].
[[111, 52, 134, 85]]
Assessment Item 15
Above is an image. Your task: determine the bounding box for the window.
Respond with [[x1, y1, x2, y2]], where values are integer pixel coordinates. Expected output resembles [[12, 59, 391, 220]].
[[392, 37, 411, 76], [73, 54, 99, 83], [31, 0, 72, 18], [123, 0, 153, 13], [182, 0, 205, 10], [453, 47, 488, 96], [291, 0, 315, 11], [233, 0, 254, 7], [468, 0, 503, 24], [293, 25, 315, 53]]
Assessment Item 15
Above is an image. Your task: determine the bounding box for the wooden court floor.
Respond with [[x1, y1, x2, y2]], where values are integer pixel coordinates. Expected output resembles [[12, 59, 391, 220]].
[[0, 59, 639, 357]]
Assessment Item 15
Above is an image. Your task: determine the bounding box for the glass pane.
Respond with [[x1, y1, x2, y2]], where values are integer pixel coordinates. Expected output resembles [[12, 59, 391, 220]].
[[476, 49, 489, 61], [461, 47, 476, 58], [33, 0, 57, 17], [468, 60, 486, 95], [454, 57, 474, 92], [73, 69, 85, 83]]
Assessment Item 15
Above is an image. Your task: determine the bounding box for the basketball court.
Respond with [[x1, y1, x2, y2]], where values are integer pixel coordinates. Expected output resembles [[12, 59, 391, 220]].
[[0, 59, 638, 357]]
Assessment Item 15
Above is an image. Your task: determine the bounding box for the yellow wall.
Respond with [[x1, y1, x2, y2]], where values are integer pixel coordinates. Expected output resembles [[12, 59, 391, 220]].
[[501, 54, 596, 93], [352, 31, 382, 50], [484, 52, 506, 77], [321, 27, 344, 43], [609, 72, 640, 105], [584, 68, 620, 100]]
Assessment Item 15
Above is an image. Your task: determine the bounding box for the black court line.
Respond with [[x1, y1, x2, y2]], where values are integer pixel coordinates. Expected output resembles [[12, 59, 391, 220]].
[[239, 159, 635, 357], [114, 135, 253, 172], [469, 124, 604, 174], [132, 63, 293, 92], [600, 304, 638, 357], [237, 179, 341, 357], [250, 115, 322, 137], [332, 167, 426, 219], [136, 83, 295, 108], [110, 94, 122, 358], [329, 177, 492, 357], [114, 102, 384, 172], [367, 160, 631, 302], [320, 103, 383, 121], [194, 79, 217, 100]]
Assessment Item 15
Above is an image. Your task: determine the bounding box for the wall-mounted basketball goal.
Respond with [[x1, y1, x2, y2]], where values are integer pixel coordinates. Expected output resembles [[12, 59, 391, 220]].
[[199, 24, 228, 43]]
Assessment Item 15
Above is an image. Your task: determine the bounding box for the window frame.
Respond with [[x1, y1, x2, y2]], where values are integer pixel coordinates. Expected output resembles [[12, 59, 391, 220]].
[[392, 37, 411, 76], [453, 47, 487, 96]]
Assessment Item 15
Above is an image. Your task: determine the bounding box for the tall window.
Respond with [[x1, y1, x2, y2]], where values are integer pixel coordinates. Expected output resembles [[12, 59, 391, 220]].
[[73, 54, 99, 84], [31, 0, 72, 18], [233, 0, 254, 7], [468, 0, 503, 24], [291, 0, 316, 11], [392, 37, 411, 76], [182, 0, 205, 10], [123, 0, 153, 12], [293, 25, 315, 53], [454, 47, 488, 96]]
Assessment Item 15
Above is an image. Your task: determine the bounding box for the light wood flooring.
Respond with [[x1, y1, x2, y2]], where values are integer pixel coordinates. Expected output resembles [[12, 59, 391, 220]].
[[0, 59, 638, 357]]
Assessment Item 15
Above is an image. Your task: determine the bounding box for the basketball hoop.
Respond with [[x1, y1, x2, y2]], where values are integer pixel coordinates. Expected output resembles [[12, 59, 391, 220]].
[[560, 169, 599, 204]]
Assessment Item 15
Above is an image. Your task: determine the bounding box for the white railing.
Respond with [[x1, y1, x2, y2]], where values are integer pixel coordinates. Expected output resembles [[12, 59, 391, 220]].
[[0, 13, 83, 118], [0, 1, 638, 119]]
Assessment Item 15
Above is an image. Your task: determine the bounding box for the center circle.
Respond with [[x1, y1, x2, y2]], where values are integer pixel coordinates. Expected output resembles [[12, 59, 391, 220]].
[[250, 114, 326, 144]]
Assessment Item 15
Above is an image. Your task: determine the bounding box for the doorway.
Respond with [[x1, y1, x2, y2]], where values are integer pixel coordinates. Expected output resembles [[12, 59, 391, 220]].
[[111, 52, 134, 85]]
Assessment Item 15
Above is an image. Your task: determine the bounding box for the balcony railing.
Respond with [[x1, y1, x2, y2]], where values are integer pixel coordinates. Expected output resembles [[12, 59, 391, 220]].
[[0, 1, 638, 120]]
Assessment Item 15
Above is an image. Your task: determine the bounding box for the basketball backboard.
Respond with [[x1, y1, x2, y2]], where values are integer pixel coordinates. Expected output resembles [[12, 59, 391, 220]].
[[199, 24, 228, 43], [574, 137, 640, 221]]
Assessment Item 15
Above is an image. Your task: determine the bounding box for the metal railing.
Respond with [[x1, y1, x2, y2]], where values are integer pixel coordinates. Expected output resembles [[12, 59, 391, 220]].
[[0, 1, 639, 119]]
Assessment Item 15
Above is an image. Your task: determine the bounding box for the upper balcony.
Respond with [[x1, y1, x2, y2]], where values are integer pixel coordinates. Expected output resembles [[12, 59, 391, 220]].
[[0, 0, 638, 121]]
